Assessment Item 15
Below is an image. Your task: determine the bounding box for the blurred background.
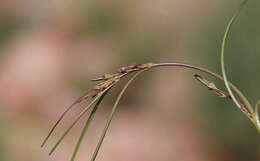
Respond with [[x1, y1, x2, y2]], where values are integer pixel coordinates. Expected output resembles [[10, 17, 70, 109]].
[[0, 0, 260, 161]]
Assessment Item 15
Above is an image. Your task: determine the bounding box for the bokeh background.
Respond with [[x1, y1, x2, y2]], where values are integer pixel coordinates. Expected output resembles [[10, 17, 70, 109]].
[[0, 0, 260, 161]]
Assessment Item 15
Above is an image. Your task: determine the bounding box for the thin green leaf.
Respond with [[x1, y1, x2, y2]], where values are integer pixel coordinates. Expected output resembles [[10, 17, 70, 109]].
[[70, 89, 110, 161], [255, 99, 260, 115], [42, 89, 97, 148], [48, 85, 114, 155], [220, 0, 254, 113], [91, 70, 145, 161], [254, 99, 260, 132]]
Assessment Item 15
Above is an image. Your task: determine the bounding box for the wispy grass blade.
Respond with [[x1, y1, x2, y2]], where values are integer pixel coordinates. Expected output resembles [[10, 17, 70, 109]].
[[41, 105, 74, 147], [48, 94, 102, 155], [90, 70, 145, 161], [41, 91, 92, 147], [254, 99, 260, 132], [255, 99, 260, 115], [220, 0, 254, 112], [48, 85, 114, 155], [70, 89, 110, 161]]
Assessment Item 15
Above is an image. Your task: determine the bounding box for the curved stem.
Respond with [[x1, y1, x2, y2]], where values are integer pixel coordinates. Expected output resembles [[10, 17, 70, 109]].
[[151, 62, 254, 117], [220, 0, 253, 116], [152, 62, 223, 80], [253, 99, 260, 133]]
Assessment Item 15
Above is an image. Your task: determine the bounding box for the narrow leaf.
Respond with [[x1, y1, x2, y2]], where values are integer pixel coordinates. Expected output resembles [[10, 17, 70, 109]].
[[220, 0, 254, 113], [254, 99, 260, 132], [41, 89, 98, 147], [70, 89, 110, 161], [255, 99, 260, 115], [91, 70, 146, 161], [48, 84, 114, 155]]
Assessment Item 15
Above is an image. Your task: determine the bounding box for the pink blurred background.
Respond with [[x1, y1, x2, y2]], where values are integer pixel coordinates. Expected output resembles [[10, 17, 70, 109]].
[[0, 0, 260, 161]]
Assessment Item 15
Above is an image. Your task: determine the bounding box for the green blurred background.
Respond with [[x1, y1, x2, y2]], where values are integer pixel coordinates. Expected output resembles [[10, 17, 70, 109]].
[[0, 0, 259, 161]]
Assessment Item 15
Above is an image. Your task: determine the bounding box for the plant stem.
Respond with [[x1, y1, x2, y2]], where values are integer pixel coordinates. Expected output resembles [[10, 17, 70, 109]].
[[70, 90, 110, 161], [152, 62, 223, 80], [90, 70, 145, 161], [151, 62, 254, 117]]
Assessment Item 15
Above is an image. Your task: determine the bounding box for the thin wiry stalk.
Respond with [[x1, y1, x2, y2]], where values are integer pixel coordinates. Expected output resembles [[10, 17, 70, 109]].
[[42, 76, 121, 148], [41, 90, 96, 147], [70, 89, 110, 161], [90, 70, 145, 161], [48, 84, 115, 155], [48, 93, 103, 155], [255, 99, 260, 116], [41, 105, 74, 148], [255, 99, 260, 131], [151, 62, 253, 117], [220, 0, 253, 114], [219, 0, 260, 132], [152, 62, 223, 80]]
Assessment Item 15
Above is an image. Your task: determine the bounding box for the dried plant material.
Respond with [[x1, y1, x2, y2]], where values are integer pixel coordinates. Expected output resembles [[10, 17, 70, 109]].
[[194, 74, 231, 99], [92, 63, 153, 81], [194, 74, 253, 119], [41, 76, 120, 149], [91, 73, 118, 81], [90, 70, 145, 161], [238, 102, 253, 119], [118, 63, 153, 73], [42, 63, 150, 150]]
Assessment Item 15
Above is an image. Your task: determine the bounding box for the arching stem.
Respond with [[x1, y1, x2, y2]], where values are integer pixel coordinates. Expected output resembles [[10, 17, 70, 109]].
[[150, 62, 254, 120]]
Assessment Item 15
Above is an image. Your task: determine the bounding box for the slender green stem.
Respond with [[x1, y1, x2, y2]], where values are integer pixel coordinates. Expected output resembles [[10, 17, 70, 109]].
[[220, 0, 253, 114], [70, 90, 110, 161], [48, 93, 103, 155], [90, 70, 145, 161], [48, 84, 115, 155], [253, 99, 260, 132]]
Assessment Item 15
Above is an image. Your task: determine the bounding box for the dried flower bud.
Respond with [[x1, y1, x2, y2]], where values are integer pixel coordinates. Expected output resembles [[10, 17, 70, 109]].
[[92, 63, 153, 81]]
